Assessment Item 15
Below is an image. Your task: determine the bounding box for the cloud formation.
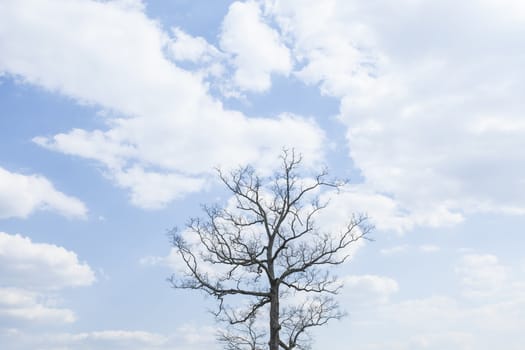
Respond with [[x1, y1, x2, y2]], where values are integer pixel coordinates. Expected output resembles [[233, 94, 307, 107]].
[[0, 167, 87, 219], [331, 251, 525, 350], [265, 0, 525, 230], [456, 253, 509, 298], [0, 232, 95, 325], [220, 0, 292, 92], [342, 274, 399, 305], [0, 325, 218, 350], [0, 288, 76, 324], [0, 0, 324, 209], [0, 231, 95, 291]]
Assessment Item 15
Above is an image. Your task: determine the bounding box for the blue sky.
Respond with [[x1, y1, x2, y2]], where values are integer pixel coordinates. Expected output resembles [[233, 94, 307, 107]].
[[1, 0, 524, 349]]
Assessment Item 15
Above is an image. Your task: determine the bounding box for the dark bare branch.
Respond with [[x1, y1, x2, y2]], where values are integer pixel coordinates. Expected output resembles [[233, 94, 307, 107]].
[[169, 149, 372, 350]]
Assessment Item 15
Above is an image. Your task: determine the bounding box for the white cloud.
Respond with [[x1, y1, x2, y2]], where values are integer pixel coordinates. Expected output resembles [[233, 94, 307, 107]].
[[0, 0, 324, 210], [166, 27, 226, 83], [468, 116, 525, 134], [0, 325, 218, 350], [358, 331, 476, 350], [111, 0, 145, 12], [111, 166, 206, 209], [455, 253, 509, 298], [371, 293, 525, 350], [220, 0, 292, 92], [322, 251, 525, 350], [381, 296, 466, 331], [333, 288, 525, 350], [380, 244, 440, 255], [264, 0, 525, 231], [0, 288, 75, 324], [168, 27, 222, 64], [172, 325, 217, 348], [342, 274, 399, 305], [0, 232, 96, 290], [322, 185, 463, 234], [0, 166, 87, 219], [72, 330, 169, 348], [0, 232, 94, 326], [380, 245, 409, 256], [419, 244, 440, 253]]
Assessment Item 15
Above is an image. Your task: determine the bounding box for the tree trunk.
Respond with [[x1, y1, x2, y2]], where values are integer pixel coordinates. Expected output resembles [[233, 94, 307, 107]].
[[269, 286, 280, 350]]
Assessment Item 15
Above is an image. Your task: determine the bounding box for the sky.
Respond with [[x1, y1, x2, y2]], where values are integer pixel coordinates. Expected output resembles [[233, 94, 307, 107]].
[[0, 0, 524, 349]]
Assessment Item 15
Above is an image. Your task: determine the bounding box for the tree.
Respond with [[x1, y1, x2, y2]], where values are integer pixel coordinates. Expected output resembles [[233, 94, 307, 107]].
[[170, 150, 372, 350]]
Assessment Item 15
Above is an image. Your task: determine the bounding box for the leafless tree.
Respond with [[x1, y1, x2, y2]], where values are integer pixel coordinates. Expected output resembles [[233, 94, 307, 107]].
[[170, 150, 372, 350]]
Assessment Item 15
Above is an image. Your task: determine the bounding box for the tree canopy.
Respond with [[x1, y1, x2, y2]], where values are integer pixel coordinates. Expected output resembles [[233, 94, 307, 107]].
[[170, 150, 372, 350]]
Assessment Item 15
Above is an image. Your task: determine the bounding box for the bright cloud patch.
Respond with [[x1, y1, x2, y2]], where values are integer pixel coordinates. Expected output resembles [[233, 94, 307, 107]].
[[0, 326, 218, 350], [168, 27, 223, 64], [342, 274, 399, 305], [456, 254, 509, 298], [371, 292, 525, 350], [0, 288, 75, 324], [323, 185, 463, 234], [71, 330, 169, 348], [265, 0, 525, 230], [0, 232, 95, 326], [0, 232, 95, 290], [0, 0, 324, 210], [111, 166, 206, 210], [327, 250, 525, 350], [0, 167, 87, 219], [220, 0, 292, 92]]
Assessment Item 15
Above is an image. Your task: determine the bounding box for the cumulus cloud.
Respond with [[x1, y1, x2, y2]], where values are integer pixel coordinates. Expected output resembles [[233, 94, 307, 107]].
[[220, 0, 292, 92], [172, 324, 217, 349], [380, 244, 440, 255], [0, 232, 96, 290], [324, 251, 525, 350], [342, 274, 399, 305], [69, 330, 170, 348], [0, 288, 75, 324], [380, 245, 409, 256], [455, 253, 509, 298], [264, 0, 525, 231], [0, 325, 218, 350], [419, 244, 440, 253], [0, 166, 87, 219], [371, 293, 525, 350], [168, 27, 223, 64], [111, 166, 206, 210], [321, 185, 463, 234], [332, 287, 525, 350], [0, 232, 95, 326], [359, 331, 476, 350], [166, 28, 226, 81], [0, 0, 324, 210]]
